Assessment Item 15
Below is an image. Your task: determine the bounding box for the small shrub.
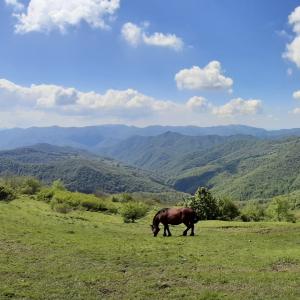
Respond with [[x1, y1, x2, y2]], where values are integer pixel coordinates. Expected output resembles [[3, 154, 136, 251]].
[[52, 180, 66, 191], [120, 193, 133, 203], [36, 188, 55, 203], [0, 185, 15, 201], [111, 196, 120, 203], [50, 200, 71, 214], [121, 201, 148, 223], [80, 197, 107, 212], [20, 178, 42, 195], [106, 205, 118, 214]]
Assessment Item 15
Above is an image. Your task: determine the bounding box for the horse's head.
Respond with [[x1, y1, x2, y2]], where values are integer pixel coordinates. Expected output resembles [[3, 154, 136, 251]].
[[150, 224, 160, 237]]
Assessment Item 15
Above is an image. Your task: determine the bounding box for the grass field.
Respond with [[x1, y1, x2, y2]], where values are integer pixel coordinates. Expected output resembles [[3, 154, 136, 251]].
[[0, 197, 299, 300]]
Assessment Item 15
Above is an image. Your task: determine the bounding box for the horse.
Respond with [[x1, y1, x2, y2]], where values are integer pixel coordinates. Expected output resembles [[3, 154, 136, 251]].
[[150, 207, 199, 237]]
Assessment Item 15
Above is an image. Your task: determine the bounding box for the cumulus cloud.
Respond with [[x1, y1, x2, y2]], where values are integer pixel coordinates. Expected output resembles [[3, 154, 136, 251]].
[[186, 96, 211, 112], [121, 22, 183, 51], [9, 0, 120, 34], [5, 0, 24, 11], [121, 22, 142, 46], [0, 78, 176, 118], [212, 98, 262, 116], [0, 78, 264, 127], [283, 6, 300, 67], [175, 61, 233, 91]]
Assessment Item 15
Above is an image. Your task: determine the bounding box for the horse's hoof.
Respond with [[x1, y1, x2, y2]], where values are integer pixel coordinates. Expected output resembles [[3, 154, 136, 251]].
[[190, 233, 195, 236], [182, 233, 187, 236]]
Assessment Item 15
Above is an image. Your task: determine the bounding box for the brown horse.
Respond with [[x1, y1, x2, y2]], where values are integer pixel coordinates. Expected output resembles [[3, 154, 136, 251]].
[[151, 208, 199, 237]]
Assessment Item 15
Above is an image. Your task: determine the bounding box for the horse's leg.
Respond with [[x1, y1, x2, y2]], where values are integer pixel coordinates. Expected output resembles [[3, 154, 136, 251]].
[[163, 224, 167, 237], [190, 223, 195, 236], [166, 225, 172, 236], [183, 222, 190, 236]]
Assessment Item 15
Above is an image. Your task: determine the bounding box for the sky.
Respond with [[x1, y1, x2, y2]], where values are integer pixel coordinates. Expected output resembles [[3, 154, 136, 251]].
[[1, 0, 300, 129]]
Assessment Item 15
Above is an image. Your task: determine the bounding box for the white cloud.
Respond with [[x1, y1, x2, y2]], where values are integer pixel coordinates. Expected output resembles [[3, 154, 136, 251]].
[[0, 78, 176, 118], [293, 90, 300, 100], [5, 0, 24, 11], [121, 22, 184, 51], [143, 32, 183, 51], [212, 98, 262, 116], [11, 0, 120, 34], [186, 96, 211, 112], [121, 22, 142, 46], [175, 61, 233, 91], [0, 78, 265, 127], [283, 6, 300, 68]]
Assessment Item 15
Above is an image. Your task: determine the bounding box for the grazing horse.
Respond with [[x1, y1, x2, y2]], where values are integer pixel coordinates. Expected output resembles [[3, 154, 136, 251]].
[[151, 208, 199, 237]]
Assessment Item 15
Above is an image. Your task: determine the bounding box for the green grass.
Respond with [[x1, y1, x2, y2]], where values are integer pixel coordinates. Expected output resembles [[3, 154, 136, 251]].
[[0, 197, 299, 299]]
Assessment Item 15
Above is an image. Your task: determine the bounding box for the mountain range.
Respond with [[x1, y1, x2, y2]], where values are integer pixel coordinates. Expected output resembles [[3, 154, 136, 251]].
[[2, 124, 300, 152], [2, 124, 300, 200]]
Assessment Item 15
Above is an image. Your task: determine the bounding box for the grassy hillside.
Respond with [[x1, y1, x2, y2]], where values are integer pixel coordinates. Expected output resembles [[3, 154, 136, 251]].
[[0, 198, 299, 299], [0, 144, 171, 194]]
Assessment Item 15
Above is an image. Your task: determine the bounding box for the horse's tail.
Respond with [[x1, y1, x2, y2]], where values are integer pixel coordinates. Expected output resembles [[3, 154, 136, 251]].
[[192, 211, 200, 223]]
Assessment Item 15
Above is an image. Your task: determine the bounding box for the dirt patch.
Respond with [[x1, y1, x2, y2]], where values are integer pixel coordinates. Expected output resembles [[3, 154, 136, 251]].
[[269, 258, 299, 272]]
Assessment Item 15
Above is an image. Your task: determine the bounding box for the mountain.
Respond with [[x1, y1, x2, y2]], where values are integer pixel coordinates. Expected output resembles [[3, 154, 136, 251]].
[[0, 124, 280, 152], [99, 132, 230, 172], [0, 144, 171, 194], [100, 133, 300, 200]]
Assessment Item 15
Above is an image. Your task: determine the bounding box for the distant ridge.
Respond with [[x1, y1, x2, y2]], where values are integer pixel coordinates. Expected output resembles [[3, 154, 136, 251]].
[[1, 124, 298, 152], [0, 143, 172, 194]]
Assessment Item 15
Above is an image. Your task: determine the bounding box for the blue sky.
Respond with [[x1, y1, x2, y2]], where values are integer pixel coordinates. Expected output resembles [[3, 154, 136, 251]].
[[1, 0, 300, 129]]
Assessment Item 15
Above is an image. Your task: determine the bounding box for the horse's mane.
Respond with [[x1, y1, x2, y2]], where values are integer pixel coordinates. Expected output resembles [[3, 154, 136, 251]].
[[153, 208, 169, 223]]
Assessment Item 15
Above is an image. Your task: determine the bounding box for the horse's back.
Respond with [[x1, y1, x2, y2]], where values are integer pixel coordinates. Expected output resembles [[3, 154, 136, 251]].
[[181, 207, 199, 223]]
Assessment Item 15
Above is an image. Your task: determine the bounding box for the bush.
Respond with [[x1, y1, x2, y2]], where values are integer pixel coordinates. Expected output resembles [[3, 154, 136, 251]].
[[20, 178, 42, 195], [111, 196, 120, 203], [80, 197, 108, 212], [218, 197, 240, 220], [106, 205, 118, 214], [52, 180, 66, 191], [121, 201, 148, 223], [0, 185, 16, 201], [266, 197, 296, 222], [186, 187, 219, 220], [36, 188, 55, 203], [50, 200, 72, 214], [120, 193, 133, 203], [241, 201, 265, 222]]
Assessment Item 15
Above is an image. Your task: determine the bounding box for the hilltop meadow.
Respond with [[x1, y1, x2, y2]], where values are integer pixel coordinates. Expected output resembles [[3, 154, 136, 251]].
[[0, 177, 300, 300]]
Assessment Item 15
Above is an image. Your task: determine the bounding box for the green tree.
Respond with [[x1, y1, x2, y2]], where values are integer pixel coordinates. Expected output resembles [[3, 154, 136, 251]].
[[188, 187, 219, 220], [266, 197, 296, 222], [121, 201, 148, 223], [218, 197, 240, 220], [241, 201, 265, 222]]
